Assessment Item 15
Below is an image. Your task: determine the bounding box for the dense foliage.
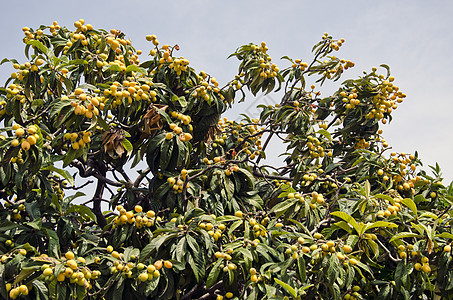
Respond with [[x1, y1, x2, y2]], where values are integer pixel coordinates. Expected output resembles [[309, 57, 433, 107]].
[[1, 19, 453, 300]]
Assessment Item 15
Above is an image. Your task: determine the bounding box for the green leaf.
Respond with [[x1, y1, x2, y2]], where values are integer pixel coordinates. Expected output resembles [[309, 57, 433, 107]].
[[330, 211, 359, 234], [436, 232, 453, 240], [237, 168, 255, 188], [363, 221, 398, 233], [65, 205, 97, 222], [216, 215, 241, 222], [228, 220, 243, 237], [316, 129, 332, 141], [125, 65, 147, 75], [175, 237, 186, 262], [32, 280, 49, 300], [122, 139, 133, 156], [389, 232, 421, 243], [418, 212, 438, 219], [402, 198, 417, 217], [206, 258, 223, 288], [274, 278, 297, 298], [270, 198, 297, 217], [106, 64, 123, 72], [42, 165, 74, 186], [297, 256, 306, 282], [144, 276, 160, 296], [328, 253, 340, 284], [140, 233, 178, 262], [374, 194, 395, 205], [364, 180, 371, 198], [13, 267, 39, 284], [395, 260, 411, 292], [27, 40, 54, 58], [44, 228, 60, 257]]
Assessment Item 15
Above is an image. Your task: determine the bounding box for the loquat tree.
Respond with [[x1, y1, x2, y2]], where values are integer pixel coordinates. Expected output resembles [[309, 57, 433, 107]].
[[0, 19, 453, 300]]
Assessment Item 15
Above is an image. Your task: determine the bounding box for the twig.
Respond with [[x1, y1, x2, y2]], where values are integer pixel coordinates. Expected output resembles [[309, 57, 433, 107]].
[[134, 168, 151, 188], [375, 237, 401, 262]]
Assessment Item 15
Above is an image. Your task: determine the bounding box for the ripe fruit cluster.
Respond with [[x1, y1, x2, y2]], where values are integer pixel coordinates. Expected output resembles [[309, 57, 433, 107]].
[[10, 124, 40, 151], [169, 56, 190, 76], [366, 74, 406, 123], [7, 284, 29, 299], [107, 247, 173, 281], [214, 118, 263, 160], [112, 205, 159, 229], [63, 131, 92, 150], [199, 221, 225, 241]]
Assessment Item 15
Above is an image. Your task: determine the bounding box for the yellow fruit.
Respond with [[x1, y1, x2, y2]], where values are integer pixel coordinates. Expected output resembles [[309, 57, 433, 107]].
[[9, 288, 20, 299], [57, 272, 66, 281], [43, 267, 53, 276], [414, 263, 422, 271], [313, 233, 322, 239], [135, 205, 143, 213], [164, 260, 173, 269], [154, 260, 163, 270], [225, 292, 234, 299], [234, 211, 243, 218], [21, 140, 31, 151], [138, 272, 149, 281], [65, 251, 75, 260], [11, 139, 19, 147], [349, 258, 358, 265], [343, 245, 352, 253], [64, 267, 73, 277], [165, 132, 173, 140], [422, 264, 431, 274], [444, 245, 451, 252], [67, 259, 78, 270], [147, 264, 156, 273], [77, 257, 86, 264], [27, 125, 37, 134], [15, 128, 25, 137]]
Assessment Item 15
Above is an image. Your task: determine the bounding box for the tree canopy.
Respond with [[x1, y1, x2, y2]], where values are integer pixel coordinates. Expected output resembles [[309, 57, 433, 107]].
[[0, 19, 452, 300]]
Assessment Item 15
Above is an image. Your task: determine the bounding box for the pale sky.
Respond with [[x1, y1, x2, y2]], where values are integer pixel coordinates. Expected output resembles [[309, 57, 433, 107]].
[[1, 0, 452, 183]]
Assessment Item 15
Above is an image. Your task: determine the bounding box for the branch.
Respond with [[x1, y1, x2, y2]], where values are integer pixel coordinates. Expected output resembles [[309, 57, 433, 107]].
[[63, 180, 93, 190], [375, 237, 401, 262], [134, 168, 151, 188], [252, 170, 292, 182], [71, 159, 123, 187]]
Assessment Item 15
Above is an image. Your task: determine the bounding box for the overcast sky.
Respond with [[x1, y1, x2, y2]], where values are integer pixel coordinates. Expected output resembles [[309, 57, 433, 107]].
[[1, 0, 452, 184]]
